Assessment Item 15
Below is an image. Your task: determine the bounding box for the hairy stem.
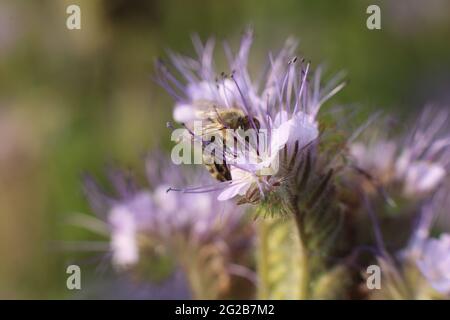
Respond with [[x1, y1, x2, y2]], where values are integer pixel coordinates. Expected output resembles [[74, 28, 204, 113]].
[[180, 246, 214, 299], [293, 207, 310, 299], [257, 218, 270, 299], [180, 249, 206, 299]]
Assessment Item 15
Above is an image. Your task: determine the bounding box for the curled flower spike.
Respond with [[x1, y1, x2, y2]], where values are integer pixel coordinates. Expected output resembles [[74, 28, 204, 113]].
[[108, 192, 153, 267], [81, 153, 255, 299], [84, 155, 249, 267], [85, 154, 253, 298], [397, 107, 450, 196], [349, 106, 450, 199], [405, 184, 450, 296], [158, 29, 345, 204], [370, 181, 450, 299]]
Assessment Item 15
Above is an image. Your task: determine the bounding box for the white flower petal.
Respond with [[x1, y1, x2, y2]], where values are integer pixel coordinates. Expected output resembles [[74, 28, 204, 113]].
[[109, 206, 139, 267], [173, 104, 197, 123], [287, 112, 319, 149], [153, 185, 178, 212], [404, 162, 446, 195], [274, 111, 289, 128], [416, 234, 450, 294], [217, 168, 254, 201]]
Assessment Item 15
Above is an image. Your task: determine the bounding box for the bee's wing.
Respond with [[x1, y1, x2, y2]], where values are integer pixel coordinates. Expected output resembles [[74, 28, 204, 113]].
[[192, 100, 227, 119]]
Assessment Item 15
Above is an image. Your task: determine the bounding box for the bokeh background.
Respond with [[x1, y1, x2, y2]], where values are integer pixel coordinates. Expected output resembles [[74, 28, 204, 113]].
[[0, 0, 449, 298]]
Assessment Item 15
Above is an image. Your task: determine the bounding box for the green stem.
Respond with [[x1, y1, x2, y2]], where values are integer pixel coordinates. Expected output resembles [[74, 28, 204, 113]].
[[255, 194, 315, 299], [257, 218, 270, 299], [293, 209, 310, 300], [180, 246, 210, 299]]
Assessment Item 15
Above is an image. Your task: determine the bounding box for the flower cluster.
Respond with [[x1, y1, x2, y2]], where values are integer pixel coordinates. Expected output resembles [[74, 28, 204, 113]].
[[82, 154, 254, 299], [416, 233, 450, 294], [78, 30, 450, 300], [349, 107, 450, 199], [374, 185, 450, 299], [348, 110, 450, 299], [157, 30, 345, 205]]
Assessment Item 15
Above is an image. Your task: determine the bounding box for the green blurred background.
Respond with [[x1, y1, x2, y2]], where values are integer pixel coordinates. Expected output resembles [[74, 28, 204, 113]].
[[0, 0, 449, 298]]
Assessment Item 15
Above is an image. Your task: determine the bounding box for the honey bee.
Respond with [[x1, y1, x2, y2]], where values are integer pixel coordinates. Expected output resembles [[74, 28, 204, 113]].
[[200, 106, 260, 182]]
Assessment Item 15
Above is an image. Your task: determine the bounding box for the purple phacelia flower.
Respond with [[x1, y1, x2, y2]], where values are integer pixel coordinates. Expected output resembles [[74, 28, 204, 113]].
[[350, 106, 450, 198], [416, 233, 450, 294], [83, 153, 250, 270], [107, 192, 153, 267], [157, 29, 345, 203]]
